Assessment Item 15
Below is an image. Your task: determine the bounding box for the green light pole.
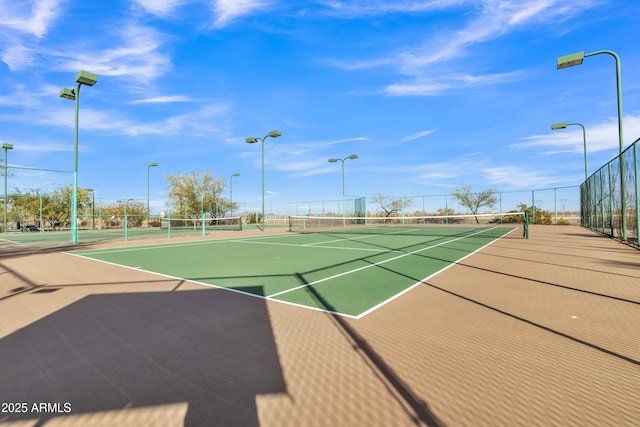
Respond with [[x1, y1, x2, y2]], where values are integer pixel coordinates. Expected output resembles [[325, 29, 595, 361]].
[[147, 162, 158, 225], [328, 154, 359, 196], [2, 143, 13, 233], [551, 122, 588, 181], [245, 130, 282, 230], [230, 173, 240, 216], [557, 50, 626, 240], [60, 70, 98, 244]]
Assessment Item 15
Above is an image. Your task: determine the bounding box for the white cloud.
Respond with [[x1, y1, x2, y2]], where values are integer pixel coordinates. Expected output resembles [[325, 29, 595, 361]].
[[1, 45, 37, 71], [131, 95, 195, 104], [323, 0, 600, 97], [211, 0, 272, 28], [483, 166, 562, 188], [133, 0, 184, 16], [0, 0, 61, 38], [512, 114, 640, 155], [401, 129, 436, 142], [317, 0, 469, 16], [56, 24, 172, 82]]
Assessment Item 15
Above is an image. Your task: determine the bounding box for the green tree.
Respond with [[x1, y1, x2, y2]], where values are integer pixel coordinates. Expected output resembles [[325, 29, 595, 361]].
[[452, 185, 497, 223], [371, 192, 413, 217], [165, 170, 236, 218], [511, 203, 553, 225]]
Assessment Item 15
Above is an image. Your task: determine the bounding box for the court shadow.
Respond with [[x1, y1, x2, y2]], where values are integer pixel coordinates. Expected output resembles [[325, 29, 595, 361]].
[[0, 288, 286, 426]]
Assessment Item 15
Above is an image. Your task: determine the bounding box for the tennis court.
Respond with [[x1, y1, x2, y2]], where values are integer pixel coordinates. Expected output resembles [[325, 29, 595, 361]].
[[69, 219, 524, 317]]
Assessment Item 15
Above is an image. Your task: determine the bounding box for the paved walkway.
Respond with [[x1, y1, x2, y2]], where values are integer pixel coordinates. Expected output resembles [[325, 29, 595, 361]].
[[0, 225, 638, 426]]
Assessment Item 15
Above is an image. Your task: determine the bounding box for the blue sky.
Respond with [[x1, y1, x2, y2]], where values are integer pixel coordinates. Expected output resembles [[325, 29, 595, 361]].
[[1, 0, 640, 215]]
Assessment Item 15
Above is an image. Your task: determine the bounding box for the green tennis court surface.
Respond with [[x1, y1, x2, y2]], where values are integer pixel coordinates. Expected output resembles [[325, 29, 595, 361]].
[[69, 224, 521, 318]]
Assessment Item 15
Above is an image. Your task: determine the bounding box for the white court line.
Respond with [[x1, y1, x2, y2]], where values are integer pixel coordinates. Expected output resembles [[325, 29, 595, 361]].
[[267, 226, 498, 298], [66, 225, 519, 318], [302, 227, 421, 246], [355, 226, 519, 319], [66, 230, 309, 256], [229, 239, 397, 253]]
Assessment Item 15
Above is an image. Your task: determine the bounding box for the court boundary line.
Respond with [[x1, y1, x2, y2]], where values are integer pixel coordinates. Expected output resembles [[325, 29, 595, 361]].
[[267, 226, 502, 298], [65, 225, 520, 318], [64, 252, 361, 319], [355, 226, 520, 319]]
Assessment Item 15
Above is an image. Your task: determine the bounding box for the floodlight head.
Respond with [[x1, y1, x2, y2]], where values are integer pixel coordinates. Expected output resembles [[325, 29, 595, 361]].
[[245, 137, 258, 144], [60, 87, 76, 100], [75, 70, 98, 86], [2, 143, 13, 150], [557, 51, 584, 69], [347, 154, 359, 160], [232, 173, 240, 177], [149, 162, 159, 167], [551, 123, 568, 130], [328, 158, 338, 163], [267, 130, 282, 138]]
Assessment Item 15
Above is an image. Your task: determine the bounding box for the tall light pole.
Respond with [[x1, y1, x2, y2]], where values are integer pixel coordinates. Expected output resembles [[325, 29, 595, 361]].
[[230, 173, 240, 216], [60, 70, 98, 244], [557, 50, 626, 240], [551, 122, 588, 181], [147, 162, 158, 225], [328, 154, 359, 196], [245, 130, 282, 230], [2, 143, 13, 233]]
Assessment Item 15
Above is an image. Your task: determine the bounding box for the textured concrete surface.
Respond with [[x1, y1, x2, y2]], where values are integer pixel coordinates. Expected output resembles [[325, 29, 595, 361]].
[[1, 225, 638, 426]]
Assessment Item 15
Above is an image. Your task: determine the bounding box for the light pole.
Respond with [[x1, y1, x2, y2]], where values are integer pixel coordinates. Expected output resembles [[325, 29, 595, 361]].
[[60, 70, 98, 244], [230, 173, 240, 216], [328, 154, 359, 196], [557, 50, 626, 240], [3, 143, 13, 233], [245, 130, 282, 230], [147, 162, 158, 225], [551, 122, 588, 181]]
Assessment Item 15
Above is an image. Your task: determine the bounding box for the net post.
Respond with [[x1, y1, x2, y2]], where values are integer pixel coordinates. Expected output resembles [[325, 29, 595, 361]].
[[202, 212, 205, 236], [524, 211, 529, 239], [167, 211, 171, 239]]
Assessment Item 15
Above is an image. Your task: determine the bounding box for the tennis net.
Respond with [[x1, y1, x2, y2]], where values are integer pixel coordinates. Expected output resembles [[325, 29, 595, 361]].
[[288, 212, 528, 239], [160, 216, 243, 232]]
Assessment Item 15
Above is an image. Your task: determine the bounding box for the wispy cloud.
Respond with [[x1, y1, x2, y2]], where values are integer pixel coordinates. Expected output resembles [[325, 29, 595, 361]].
[[1, 45, 37, 71], [483, 166, 563, 188], [54, 23, 172, 82], [131, 95, 196, 104], [211, 0, 272, 28], [0, 0, 62, 38], [323, 0, 600, 96], [511, 114, 640, 155], [133, 0, 185, 17], [401, 129, 436, 142], [16, 102, 229, 138], [317, 0, 469, 16]]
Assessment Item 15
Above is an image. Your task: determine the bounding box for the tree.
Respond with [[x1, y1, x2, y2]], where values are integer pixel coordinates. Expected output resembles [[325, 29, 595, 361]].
[[165, 170, 235, 218], [452, 185, 497, 223], [100, 200, 146, 228], [371, 192, 413, 217]]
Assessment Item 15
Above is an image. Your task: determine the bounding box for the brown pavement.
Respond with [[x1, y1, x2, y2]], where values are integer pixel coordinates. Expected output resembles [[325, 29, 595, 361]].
[[0, 225, 638, 426]]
